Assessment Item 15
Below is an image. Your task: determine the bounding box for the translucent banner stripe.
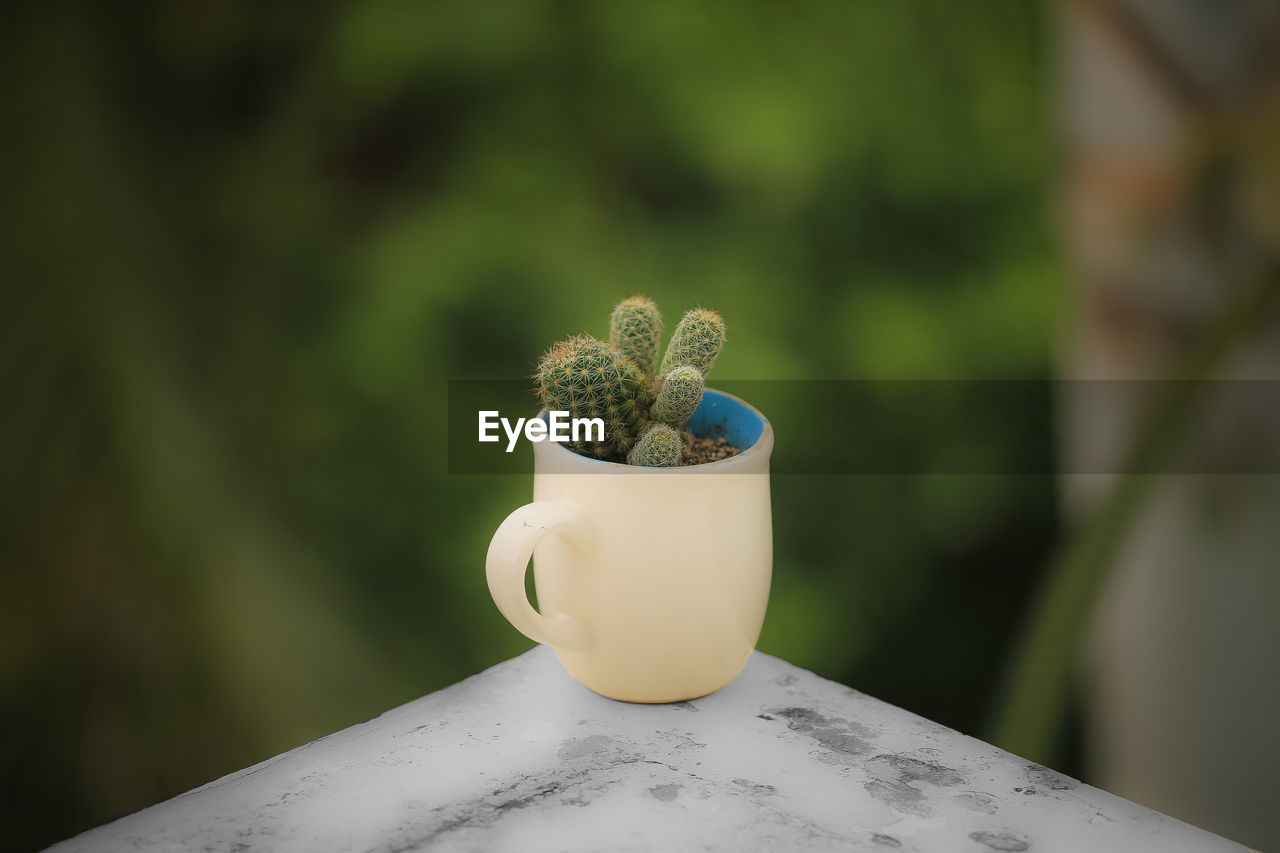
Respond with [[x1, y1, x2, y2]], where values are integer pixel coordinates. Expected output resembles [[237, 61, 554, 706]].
[[447, 380, 1280, 475]]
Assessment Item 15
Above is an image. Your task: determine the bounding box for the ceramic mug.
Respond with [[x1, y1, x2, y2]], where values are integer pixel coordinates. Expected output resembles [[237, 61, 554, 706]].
[[485, 389, 774, 702]]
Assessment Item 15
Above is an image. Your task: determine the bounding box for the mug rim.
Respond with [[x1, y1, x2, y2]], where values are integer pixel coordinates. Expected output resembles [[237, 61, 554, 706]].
[[537, 388, 773, 475]]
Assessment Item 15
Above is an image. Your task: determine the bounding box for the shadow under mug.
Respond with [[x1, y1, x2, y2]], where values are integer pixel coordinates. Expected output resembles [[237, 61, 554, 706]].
[[486, 389, 774, 702]]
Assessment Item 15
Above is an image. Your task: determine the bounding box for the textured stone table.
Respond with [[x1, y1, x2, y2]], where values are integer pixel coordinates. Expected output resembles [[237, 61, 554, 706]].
[[50, 647, 1244, 852]]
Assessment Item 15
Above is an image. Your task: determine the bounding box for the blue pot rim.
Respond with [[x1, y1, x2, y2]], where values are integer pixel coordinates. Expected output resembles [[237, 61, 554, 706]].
[[539, 388, 773, 472]]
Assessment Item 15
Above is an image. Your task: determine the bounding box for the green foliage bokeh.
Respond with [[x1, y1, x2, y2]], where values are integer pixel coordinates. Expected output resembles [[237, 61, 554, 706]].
[[0, 1, 1056, 847]]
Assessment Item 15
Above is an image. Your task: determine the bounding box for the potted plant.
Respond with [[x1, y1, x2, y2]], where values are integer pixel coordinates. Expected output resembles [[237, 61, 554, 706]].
[[486, 298, 774, 702]]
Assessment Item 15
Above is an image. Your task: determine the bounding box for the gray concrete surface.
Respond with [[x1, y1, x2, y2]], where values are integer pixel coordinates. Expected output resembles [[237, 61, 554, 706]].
[[49, 646, 1245, 852]]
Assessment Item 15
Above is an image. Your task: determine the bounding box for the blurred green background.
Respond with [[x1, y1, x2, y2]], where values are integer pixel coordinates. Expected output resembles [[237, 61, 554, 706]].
[[1, 1, 1057, 848]]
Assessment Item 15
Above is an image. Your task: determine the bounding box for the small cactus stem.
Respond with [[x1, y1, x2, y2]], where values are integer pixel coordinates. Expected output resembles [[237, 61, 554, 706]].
[[535, 334, 654, 459], [659, 308, 725, 378], [626, 423, 683, 467], [608, 296, 663, 376], [651, 365, 704, 428]]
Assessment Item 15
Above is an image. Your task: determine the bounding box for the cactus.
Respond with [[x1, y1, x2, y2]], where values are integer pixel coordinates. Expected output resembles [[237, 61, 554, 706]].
[[535, 334, 654, 457], [658, 308, 726, 378], [608, 296, 663, 377], [533, 300, 726, 465], [626, 423, 683, 467], [651, 364, 704, 429]]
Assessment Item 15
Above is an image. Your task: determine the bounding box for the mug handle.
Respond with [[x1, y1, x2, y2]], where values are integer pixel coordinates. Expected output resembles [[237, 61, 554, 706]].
[[486, 501, 593, 651]]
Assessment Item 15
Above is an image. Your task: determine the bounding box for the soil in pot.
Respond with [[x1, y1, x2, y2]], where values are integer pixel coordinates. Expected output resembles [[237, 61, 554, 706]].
[[682, 434, 741, 466]]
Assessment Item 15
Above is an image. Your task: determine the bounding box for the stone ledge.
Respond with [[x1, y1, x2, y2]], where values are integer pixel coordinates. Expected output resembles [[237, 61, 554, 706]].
[[49, 646, 1244, 852]]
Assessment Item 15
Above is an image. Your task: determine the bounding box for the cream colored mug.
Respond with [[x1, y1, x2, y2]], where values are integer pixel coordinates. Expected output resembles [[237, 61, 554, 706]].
[[485, 389, 774, 702]]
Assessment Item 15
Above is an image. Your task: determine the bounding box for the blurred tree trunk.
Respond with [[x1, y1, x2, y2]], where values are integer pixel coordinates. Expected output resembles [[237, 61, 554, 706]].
[[1059, 0, 1280, 848]]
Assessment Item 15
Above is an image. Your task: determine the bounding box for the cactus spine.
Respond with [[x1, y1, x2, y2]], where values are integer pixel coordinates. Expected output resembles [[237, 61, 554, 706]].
[[651, 364, 704, 429], [535, 334, 653, 458], [658, 308, 726, 378], [626, 423, 683, 467], [608, 296, 663, 377]]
